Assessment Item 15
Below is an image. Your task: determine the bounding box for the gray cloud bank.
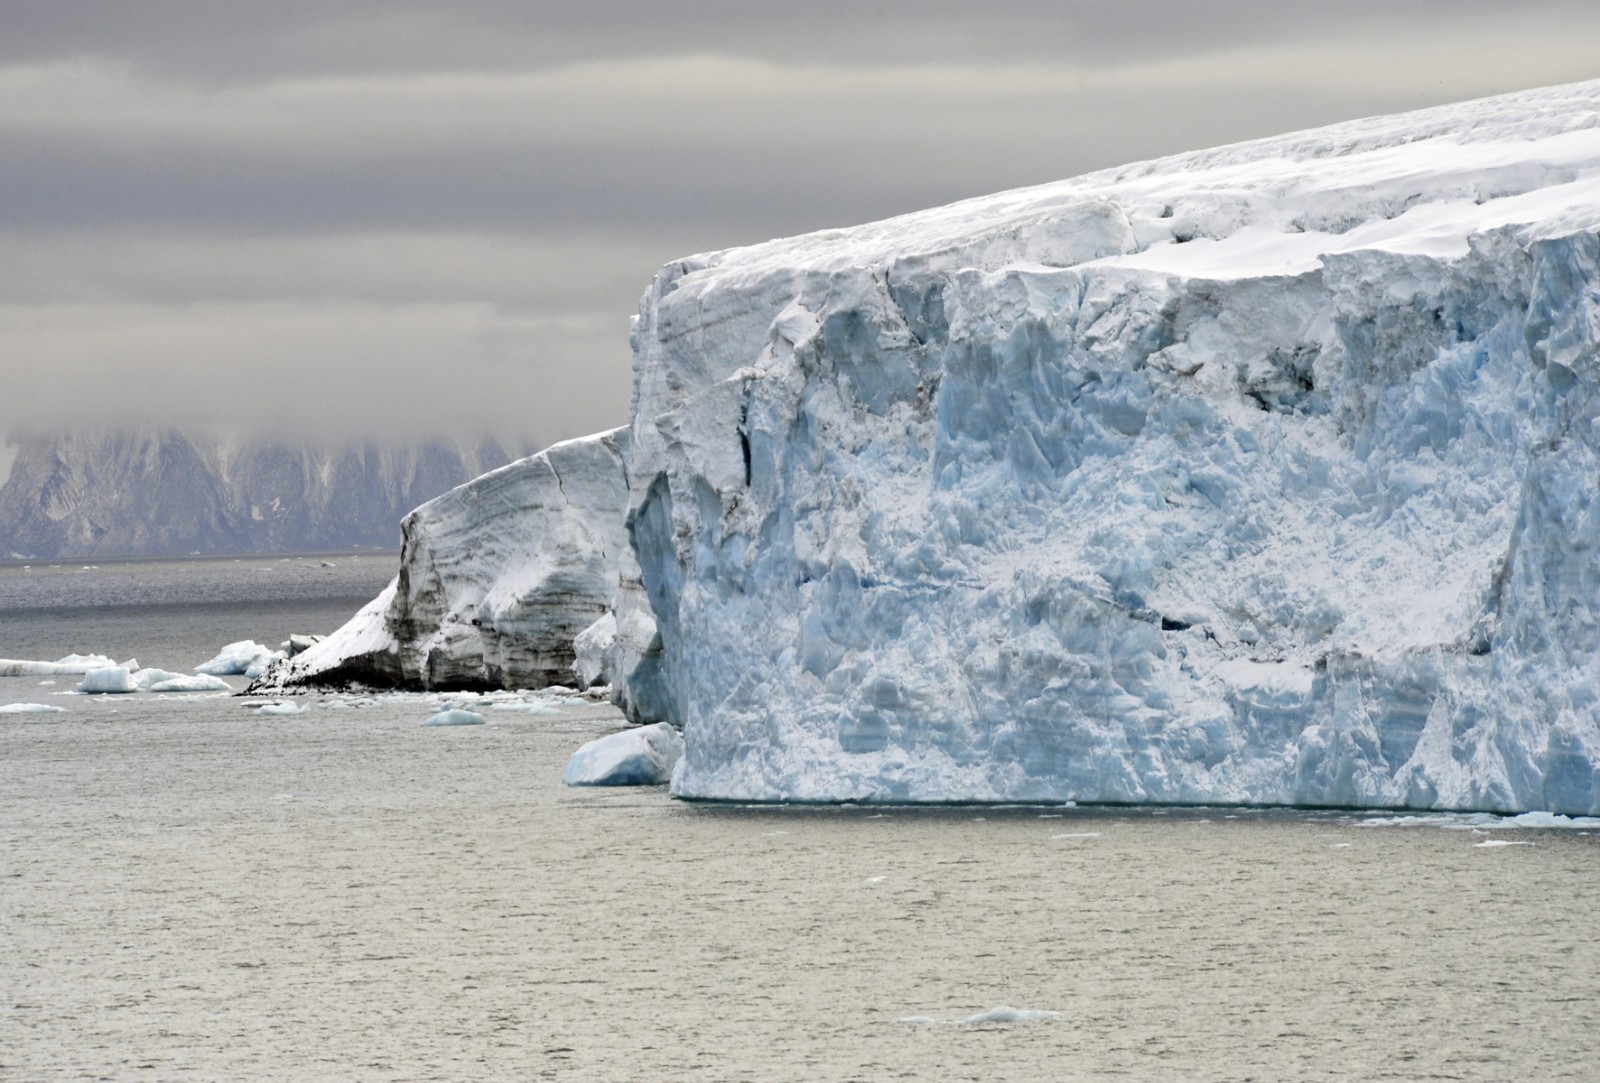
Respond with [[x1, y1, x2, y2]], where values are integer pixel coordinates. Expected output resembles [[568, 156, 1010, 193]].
[[2, 2, 1596, 444]]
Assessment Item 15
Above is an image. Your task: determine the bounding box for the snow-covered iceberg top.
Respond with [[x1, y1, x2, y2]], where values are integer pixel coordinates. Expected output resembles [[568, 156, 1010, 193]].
[[251, 428, 632, 694], [76, 667, 138, 694], [0, 654, 117, 677], [625, 78, 1600, 813]]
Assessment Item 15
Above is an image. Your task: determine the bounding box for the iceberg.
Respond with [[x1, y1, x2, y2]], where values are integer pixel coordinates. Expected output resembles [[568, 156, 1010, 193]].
[[562, 722, 684, 786], [76, 667, 137, 694], [249, 428, 631, 694], [131, 667, 186, 689], [0, 653, 116, 677], [619, 79, 1600, 813], [149, 674, 232, 693], [196, 641, 282, 676], [0, 702, 66, 714]]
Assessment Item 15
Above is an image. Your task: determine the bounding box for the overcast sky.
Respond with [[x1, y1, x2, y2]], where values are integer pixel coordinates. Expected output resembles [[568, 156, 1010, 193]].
[[4, 2, 1597, 446]]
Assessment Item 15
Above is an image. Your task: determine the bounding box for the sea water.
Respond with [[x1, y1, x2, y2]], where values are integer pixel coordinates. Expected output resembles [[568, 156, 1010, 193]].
[[2, 556, 1598, 1081]]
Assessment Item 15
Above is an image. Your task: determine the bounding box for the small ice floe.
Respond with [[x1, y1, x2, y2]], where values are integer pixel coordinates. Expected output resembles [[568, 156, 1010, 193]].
[[959, 1006, 1062, 1025], [1052, 832, 1100, 840], [76, 667, 138, 694], [762, 831, 790, 837], [424, 708, 486, 727], [1353, 814, 1469, 828], [0, 702, 66, 714], [1330, 843, 1352, 848], [865, 875, 887, 883], [1474, 839, 1533, 848], [0, 654, 116, 677], [195, 640, 284, 676], [902, 1006, 1062, 1025], [253, 701, 308, 716], [149, 674, 232, 693], [490, 699, 561, 715], [562, 722, 683, 786], [38, 679, 55, 686]]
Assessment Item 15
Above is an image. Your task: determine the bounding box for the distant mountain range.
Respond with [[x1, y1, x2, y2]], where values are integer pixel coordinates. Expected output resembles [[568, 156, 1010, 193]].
[[0, 430, 529, 558]]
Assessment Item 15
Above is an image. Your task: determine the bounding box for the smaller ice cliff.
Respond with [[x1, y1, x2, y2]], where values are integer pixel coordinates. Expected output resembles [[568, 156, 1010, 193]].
[[251, 429, 631, 693]]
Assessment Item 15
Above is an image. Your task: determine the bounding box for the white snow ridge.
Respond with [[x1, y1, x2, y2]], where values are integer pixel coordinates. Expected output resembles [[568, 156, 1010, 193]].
[[619, 79, 1600, 813]]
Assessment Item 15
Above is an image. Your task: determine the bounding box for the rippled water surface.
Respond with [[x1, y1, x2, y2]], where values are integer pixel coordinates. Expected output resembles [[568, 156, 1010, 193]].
[[2, 559, 1598, 1081]]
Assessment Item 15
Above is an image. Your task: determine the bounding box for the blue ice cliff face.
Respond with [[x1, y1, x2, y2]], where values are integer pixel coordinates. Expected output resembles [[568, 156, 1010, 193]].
[[623, 80, 1600, 811]]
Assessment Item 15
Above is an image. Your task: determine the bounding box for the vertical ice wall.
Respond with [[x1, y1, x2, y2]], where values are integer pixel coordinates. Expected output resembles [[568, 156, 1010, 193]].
[[622, 80, 1600, 811]]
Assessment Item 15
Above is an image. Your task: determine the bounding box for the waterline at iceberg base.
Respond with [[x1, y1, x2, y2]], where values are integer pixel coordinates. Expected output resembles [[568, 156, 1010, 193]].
[[624, 79, 1600, 813]]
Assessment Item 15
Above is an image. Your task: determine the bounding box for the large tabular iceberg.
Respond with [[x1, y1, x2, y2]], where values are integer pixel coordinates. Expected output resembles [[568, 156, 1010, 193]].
[[623, 79, 1600, 812], [252, 429, 631, 692]]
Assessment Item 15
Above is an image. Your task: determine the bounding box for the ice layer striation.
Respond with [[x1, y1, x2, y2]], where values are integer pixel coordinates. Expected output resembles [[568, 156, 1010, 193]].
[[623, 79, 1600, 812], [253, 429, 630, 692]]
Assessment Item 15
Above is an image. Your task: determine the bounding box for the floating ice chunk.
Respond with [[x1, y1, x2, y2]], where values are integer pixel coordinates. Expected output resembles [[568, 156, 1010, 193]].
[[1474, 839, 1534, 847], [959, 1007, 1062, 1025], [424, 708, 486, 727], [38, 679, 55, 686], [1500, 811, 1600, 829], [0, 702, 66, 714], [132, 667, 186, 689], [0, 654, 116, 677], [1352, 815, 1459, 828], [898, 1016, 937, 1026], [562, 722, 684, 786], [253, 701, 308, 716], [196, 640, 283, 676], [76, 667, 137, 694], [150, 674, 232, 693], [572, 612, 616, 689], [490, 699, 561, 715]]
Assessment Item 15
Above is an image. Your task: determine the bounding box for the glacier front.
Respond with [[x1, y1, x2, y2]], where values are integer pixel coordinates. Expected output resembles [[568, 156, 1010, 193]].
[[624, 79, 1600, 813]]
